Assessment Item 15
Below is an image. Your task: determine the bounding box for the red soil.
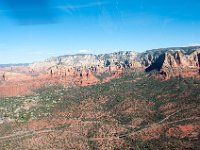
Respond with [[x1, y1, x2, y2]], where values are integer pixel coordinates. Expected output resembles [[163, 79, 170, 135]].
[[0, 66, 123, 97]]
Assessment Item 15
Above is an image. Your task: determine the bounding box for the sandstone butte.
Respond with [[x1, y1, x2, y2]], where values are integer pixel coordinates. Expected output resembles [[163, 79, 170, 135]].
[[0, 46, 200, 97]]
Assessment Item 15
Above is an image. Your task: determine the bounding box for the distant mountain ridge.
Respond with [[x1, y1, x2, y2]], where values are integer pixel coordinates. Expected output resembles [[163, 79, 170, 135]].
[[0, 63, 30, 67], [0, 46, 200, 97], [1, 46, 199, 79], [30, 46, 200, 68]]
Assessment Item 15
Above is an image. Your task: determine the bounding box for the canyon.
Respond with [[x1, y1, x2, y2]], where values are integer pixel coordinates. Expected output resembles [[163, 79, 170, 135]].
[[0, 46, 200, 97], [0, 46, 199, 149]]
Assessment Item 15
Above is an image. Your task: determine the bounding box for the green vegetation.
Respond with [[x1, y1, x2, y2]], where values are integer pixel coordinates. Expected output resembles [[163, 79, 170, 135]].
[[0, 70, 199, 123], [0, 69, 199, 149], [93, 71, 111, 81]]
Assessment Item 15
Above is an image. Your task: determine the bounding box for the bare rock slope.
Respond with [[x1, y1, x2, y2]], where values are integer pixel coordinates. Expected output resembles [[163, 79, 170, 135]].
[[30, 46, 200, 78]]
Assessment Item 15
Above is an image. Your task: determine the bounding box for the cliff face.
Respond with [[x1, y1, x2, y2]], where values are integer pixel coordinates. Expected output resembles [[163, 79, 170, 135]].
[[1, 46, 200, 97], [162, 50, 200, 68], [29, 46, 200, 79], [159, 49, 200, 79], [29, 52, 140, 70]]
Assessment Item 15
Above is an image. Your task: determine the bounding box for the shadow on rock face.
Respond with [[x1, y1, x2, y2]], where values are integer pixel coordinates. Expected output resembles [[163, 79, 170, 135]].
[[198, 54, 200, 74], [145, 54, 165, 72]]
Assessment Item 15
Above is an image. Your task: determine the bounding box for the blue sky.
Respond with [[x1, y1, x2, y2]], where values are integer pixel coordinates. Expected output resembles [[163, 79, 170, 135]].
[[0, 0, 200, 64]]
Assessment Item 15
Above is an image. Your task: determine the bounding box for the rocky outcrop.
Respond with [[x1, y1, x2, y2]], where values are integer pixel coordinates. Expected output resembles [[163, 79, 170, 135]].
[[30, 46, 199, 68], [162, 50, 200, 68], [29, 46, 200, 79], [1, 46, 200, 85], [29, 52, 140, 71], [159, 49, 200, 79], [1, 46, 200, 97]]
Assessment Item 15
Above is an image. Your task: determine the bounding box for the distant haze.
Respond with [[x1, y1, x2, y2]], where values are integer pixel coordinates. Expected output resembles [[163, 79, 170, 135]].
[[0, 0, 200, 63]]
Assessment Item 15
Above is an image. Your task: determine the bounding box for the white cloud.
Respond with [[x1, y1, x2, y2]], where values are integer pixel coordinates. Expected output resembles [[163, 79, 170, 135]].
[[188, 44, 200, 46], [78, 49, 92, 53], [47, 52, 56, 55], [56, 2, 110, 10], [28, 51, 44, 55]]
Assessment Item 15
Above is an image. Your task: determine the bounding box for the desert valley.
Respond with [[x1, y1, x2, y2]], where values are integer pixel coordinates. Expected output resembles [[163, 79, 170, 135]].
[[0, 46, 199, 149]]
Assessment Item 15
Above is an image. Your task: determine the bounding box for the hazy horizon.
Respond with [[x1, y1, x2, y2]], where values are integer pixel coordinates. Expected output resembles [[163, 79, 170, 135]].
[[0, 0, 200, 64]]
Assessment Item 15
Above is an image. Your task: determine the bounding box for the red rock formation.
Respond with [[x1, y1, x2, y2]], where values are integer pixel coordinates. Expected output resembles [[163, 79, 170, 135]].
[[159, 49, 200, 79], [1, 47, 200, 96], [0, 65, 102, 97]]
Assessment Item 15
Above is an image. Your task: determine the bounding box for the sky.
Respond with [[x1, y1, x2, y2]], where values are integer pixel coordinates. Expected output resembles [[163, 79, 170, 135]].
[[0, 0, 200, 64]]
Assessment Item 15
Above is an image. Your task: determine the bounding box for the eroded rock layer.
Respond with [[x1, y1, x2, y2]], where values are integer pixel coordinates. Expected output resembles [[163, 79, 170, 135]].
[[0, 46, 200, 96]]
